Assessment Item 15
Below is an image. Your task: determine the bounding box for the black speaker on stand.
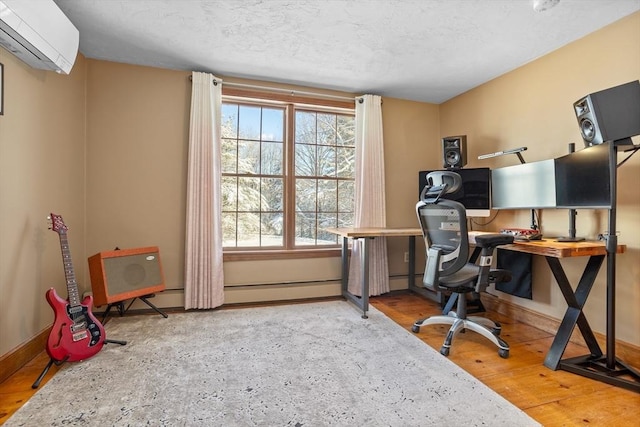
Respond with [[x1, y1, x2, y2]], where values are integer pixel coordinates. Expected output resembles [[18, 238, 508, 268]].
[[562, 80, 640, 392], [574, 80, 640, 147], [442, 135, 467, 168]]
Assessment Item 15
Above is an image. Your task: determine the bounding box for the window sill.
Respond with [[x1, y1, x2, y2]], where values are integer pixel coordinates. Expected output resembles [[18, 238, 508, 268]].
[[223, 248, 343, 262]]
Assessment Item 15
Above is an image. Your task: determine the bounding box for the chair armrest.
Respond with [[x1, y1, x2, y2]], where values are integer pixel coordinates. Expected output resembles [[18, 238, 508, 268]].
[[423, 247, 441, 290], [475, 234, 514, 249]]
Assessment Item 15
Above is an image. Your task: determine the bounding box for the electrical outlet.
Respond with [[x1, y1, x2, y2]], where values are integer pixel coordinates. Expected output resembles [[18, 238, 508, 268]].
[[404, 252, 409, 263]]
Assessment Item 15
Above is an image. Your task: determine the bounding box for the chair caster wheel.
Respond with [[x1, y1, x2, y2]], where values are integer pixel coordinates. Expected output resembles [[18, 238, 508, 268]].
[[491, 327, 501, 336], [498, 348, 509, 359], [411, 325, 420, 333], [440, 347, 450, 356]]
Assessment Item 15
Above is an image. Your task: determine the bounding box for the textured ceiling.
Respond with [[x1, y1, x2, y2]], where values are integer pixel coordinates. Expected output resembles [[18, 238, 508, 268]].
[[53, 0, 640, 103]]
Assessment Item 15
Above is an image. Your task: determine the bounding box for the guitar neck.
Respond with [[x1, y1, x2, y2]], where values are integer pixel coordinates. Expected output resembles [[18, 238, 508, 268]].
[[58, 233, 81, 308]]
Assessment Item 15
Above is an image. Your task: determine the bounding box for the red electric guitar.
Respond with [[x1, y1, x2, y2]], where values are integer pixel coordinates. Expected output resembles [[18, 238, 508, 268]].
[[45, 213, 105, 362]]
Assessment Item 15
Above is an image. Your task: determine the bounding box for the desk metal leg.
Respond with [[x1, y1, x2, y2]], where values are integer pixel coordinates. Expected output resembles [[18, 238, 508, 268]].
[[360, 238, 370, 318], [544, 255, 604, 370], [408, 236, 415, 289], [340, 236, 349, 296], [340, 237, 370, 318]]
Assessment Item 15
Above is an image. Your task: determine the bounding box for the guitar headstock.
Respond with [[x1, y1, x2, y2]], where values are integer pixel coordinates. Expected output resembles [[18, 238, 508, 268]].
[[48, 213, 68, 234]]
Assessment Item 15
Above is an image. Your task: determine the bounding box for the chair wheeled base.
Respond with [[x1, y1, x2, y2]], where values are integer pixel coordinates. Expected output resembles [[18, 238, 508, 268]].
[[412, 310, 509, 358]]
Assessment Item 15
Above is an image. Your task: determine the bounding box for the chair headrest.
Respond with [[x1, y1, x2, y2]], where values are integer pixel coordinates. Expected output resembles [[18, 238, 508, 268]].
[[420, 171, 463, 203], [426, 171, 462, 194]]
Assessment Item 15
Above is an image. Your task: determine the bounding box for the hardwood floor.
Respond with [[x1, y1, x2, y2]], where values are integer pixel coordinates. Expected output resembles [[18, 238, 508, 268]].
[[1, 292, 638, 426]]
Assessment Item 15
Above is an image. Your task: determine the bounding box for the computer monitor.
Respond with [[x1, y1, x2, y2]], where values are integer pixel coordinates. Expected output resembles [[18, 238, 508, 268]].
[[555, 143, 612, 209], [491, 144, 612, 210], [418, 168, 492, 217]]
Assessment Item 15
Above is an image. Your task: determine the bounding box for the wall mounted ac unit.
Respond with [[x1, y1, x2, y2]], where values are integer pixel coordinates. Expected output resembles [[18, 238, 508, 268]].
[[0, 0, 79, 74]]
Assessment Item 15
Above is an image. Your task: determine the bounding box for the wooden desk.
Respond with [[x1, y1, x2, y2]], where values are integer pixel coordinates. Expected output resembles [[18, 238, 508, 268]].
[[470, 232, 630, 385], [324, 227, 422, 318], [490, 237, 626, 374], [328, 227, 631, 387]]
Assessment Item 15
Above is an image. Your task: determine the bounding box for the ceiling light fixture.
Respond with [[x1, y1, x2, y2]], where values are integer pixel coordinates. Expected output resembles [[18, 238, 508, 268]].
[[533, 0, 560, 12]]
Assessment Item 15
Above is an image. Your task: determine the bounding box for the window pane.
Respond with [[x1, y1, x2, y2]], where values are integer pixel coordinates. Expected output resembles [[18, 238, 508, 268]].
[[338, 180, 354, 212], [318, 213, 338, 245], [318, 179, 337, 212], [221, 139, 237, 173], [296, 179, 316, 212], [295, 212, 316, 245], [317, 145, 336, 177], [337, 146, 355, 178], [295, 111, 316, 144], [317, 113, 336, 145], [237, 212, 260, 247], [238, 105, 261, 140], [222, 212, 237, 247], [262, 108, 284, 142], [261, 141, 283, 175], [238, 177, 260, 211], [238, 140, 260, 174], [338, 212, 353, 228], [261, 212, 283, 247], [337, 115, 355, 146], [295, 143, 316, 176], [221, 104, 238, 139], [222, 176, 238, 211], [261, 178, 283, 211]]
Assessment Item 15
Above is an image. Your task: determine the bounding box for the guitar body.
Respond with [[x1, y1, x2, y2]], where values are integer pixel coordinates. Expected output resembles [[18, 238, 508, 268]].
[[45, 287, 106, 362]]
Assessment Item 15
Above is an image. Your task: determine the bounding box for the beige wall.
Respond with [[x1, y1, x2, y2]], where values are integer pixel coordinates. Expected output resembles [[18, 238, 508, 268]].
[[0, 52, 87, 356], [440, 12, 640, 345], [1, 12, 638, 360], [83, 61, 440, 307]]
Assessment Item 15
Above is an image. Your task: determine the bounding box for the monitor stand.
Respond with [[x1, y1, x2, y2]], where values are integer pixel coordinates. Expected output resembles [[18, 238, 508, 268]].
[[556, 209, 585, 242], [556, 144, 585, 242]]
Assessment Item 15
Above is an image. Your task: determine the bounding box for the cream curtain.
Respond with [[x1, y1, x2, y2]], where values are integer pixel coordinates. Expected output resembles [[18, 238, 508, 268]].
[[348, 94, 389, 296], [184, 71, 225, 309]]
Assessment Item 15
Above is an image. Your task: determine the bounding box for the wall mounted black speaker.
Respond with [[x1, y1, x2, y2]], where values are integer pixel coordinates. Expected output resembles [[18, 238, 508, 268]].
[[573, 80, 640, 147], [88, 246, 165, 307], [442, 135, 467, 168]]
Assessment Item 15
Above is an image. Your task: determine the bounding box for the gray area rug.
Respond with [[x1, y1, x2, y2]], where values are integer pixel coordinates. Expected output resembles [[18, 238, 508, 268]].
[[6, 301, 540, 426]]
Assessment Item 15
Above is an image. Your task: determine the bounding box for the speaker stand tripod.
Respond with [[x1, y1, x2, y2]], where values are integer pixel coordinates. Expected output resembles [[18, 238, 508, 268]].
[[557, 138, 640, 393], [31, 338, 127, 389], [101, 293, 168, 322]]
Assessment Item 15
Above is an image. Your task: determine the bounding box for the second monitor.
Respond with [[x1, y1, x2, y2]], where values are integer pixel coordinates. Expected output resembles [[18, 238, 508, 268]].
[[418, 167, 491, 217]]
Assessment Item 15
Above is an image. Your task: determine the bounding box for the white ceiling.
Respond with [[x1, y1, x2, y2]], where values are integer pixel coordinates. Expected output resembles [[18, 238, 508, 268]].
[[53, 0, 640, 104]]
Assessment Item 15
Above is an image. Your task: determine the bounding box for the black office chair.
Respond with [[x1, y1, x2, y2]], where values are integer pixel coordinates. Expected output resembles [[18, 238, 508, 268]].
[[412, 171, 514, 358]]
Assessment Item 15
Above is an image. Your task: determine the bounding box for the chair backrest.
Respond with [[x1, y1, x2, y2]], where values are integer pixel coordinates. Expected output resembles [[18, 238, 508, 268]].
[[416, 171, 469, 284]]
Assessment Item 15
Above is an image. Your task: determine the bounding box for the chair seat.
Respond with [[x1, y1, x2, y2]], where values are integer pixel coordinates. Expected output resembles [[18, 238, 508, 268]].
[[438, 263, 478, 289]]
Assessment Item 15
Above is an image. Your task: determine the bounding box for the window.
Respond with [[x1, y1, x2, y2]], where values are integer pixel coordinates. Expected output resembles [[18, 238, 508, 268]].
[[221, 93, 355, 253]]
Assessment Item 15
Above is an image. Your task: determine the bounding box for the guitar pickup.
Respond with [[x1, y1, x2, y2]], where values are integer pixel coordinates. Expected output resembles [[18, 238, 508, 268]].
[[71, 321, 88, 333], [72, 330, 88, 342]]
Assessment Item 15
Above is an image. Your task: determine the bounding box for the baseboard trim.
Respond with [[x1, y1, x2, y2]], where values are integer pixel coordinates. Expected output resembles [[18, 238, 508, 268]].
[[0, 328, 50, 384]]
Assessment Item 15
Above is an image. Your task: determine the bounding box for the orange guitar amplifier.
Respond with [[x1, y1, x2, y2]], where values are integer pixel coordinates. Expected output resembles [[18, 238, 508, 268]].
[[88, 246, 165, 307]]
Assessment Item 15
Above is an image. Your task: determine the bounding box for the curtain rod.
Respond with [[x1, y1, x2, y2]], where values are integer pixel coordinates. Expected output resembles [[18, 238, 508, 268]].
[[189, 75, 357, 102]]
